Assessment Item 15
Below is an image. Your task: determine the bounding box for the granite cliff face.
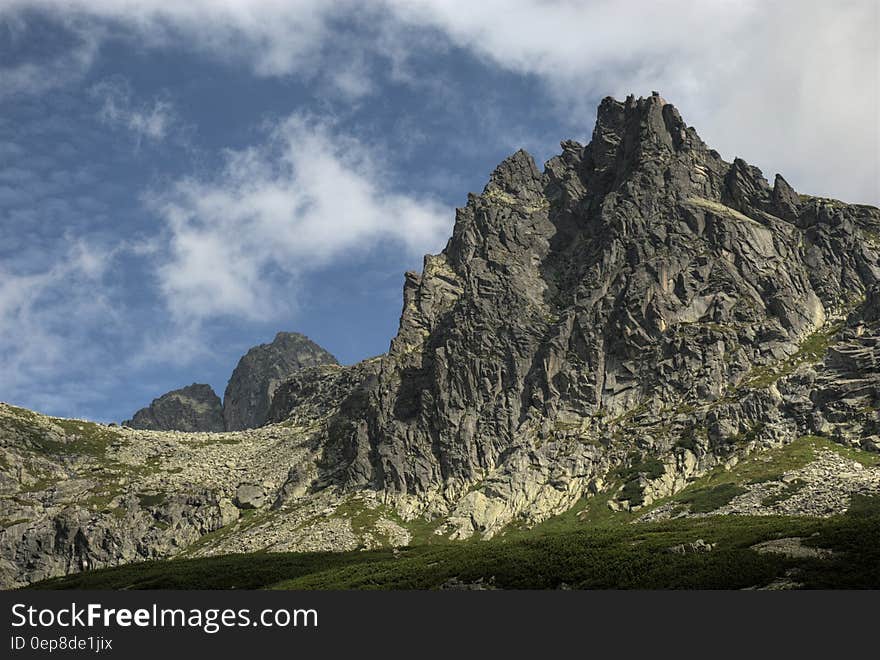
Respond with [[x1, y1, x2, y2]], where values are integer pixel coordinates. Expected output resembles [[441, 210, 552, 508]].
[[2, 94, 880, 587], [223, 332, 338, 431], [123, 383, 224, 432]]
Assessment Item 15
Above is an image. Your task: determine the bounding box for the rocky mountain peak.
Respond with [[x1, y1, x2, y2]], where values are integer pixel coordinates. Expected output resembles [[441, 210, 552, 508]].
[[486, 148, 544, 197], [3, 93, 880, 587], [124, 332, 337, 432], [588, 93, 699, 177], [223, 331, 338, 431], [272, 93, 880, 537], [123, 383, 224, 432]]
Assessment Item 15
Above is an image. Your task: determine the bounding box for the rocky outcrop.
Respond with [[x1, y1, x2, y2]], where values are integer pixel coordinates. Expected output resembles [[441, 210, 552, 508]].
[[123, 383, 224, 432], [233, 483, 266, 509], [223, 332, 338, 431], [643, 448, 880, 522], [278, 92, 880, 537]]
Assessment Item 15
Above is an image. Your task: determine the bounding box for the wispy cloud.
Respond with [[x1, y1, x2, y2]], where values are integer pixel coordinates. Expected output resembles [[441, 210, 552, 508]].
[[0, 1, 379, 99], [0, 238, 128, 417], [148, 114, 451, 323], [0, 19, 101, 100], [90, 79, 178, 148]]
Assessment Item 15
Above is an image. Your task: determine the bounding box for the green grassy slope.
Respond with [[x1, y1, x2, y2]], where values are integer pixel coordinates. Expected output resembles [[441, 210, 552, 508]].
[[29, 497, 880, 590]]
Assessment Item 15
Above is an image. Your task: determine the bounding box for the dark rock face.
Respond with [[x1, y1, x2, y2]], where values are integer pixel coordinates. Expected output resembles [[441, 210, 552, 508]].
[[123, 384, 224, 432], [223, 332, 338, 431], [283, 93, 880, 512], [266, 358, 381, 427], [0, 489, 236, 586]]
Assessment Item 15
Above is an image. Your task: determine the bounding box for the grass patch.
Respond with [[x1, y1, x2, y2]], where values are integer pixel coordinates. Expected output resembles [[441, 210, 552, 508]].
[[728, 422, 765, 445], [331, 498, 446, 547], [0, 404, 123, 459], [180, 509, 269, 557], [740, 324, 841, 390], [682, 436, 818, 491], [612, 452, 666, 506], [679, 483, 747, 513], [330, 499, 385, 547], [137, 492, 167, 508], [675, 427, 702, 453], [32, 499, 880, 590]]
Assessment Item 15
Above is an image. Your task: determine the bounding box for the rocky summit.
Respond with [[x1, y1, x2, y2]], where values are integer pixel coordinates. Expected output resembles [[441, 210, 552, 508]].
[[223, 331, 338, 431], [123, 383, 225, 432], [2, 93, 880, 588]]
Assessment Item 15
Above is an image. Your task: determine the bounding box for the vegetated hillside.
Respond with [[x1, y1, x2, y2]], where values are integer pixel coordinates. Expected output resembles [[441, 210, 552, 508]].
[[3, 93, 880, 589], [32, 436, 880, 589]]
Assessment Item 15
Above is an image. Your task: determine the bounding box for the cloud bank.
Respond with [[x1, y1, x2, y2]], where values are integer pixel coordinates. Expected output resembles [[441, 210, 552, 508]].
[[385, 0, 878, 203]]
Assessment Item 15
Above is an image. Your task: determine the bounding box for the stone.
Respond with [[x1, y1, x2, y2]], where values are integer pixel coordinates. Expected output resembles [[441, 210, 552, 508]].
[[667, 539, 714, 554], [233, 483, 266, 509], [751, 537, 835, 560]]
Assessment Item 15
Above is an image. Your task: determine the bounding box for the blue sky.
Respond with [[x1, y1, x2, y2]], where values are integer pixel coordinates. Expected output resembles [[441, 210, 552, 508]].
[[1, 1, 877, 423]]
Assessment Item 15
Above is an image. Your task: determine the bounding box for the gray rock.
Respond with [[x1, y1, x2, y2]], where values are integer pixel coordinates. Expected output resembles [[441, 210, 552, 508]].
[[123, 383, 224, 432], [318, 96, 880, 501], [668, 539, 714, 554], [233, 483, 266, 509], [296, 93, 880, 535], [223, 332, 337, 431]]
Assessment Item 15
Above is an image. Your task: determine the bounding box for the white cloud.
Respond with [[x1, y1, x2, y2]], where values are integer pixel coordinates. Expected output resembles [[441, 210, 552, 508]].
[[148, 114, 451, 322], [90, 79, 177, 147], [0, 1, 372, 97], [385, 0, 879, 204], [0, 239, 127, 416], [2, 1, 876, 204]]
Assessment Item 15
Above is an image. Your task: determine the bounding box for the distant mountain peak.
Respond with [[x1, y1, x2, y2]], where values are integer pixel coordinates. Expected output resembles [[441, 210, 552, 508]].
[[123, 332, 337, 432], [123, 383, 224, 432], [223, 332, 337, 431]]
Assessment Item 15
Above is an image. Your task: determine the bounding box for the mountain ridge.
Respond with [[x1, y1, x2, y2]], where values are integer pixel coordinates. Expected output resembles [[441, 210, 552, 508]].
[[265, 92, 880, 537], [123, 331, 337, 432], [2, 93, 879, 587], [123, 383, 225, 432]]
